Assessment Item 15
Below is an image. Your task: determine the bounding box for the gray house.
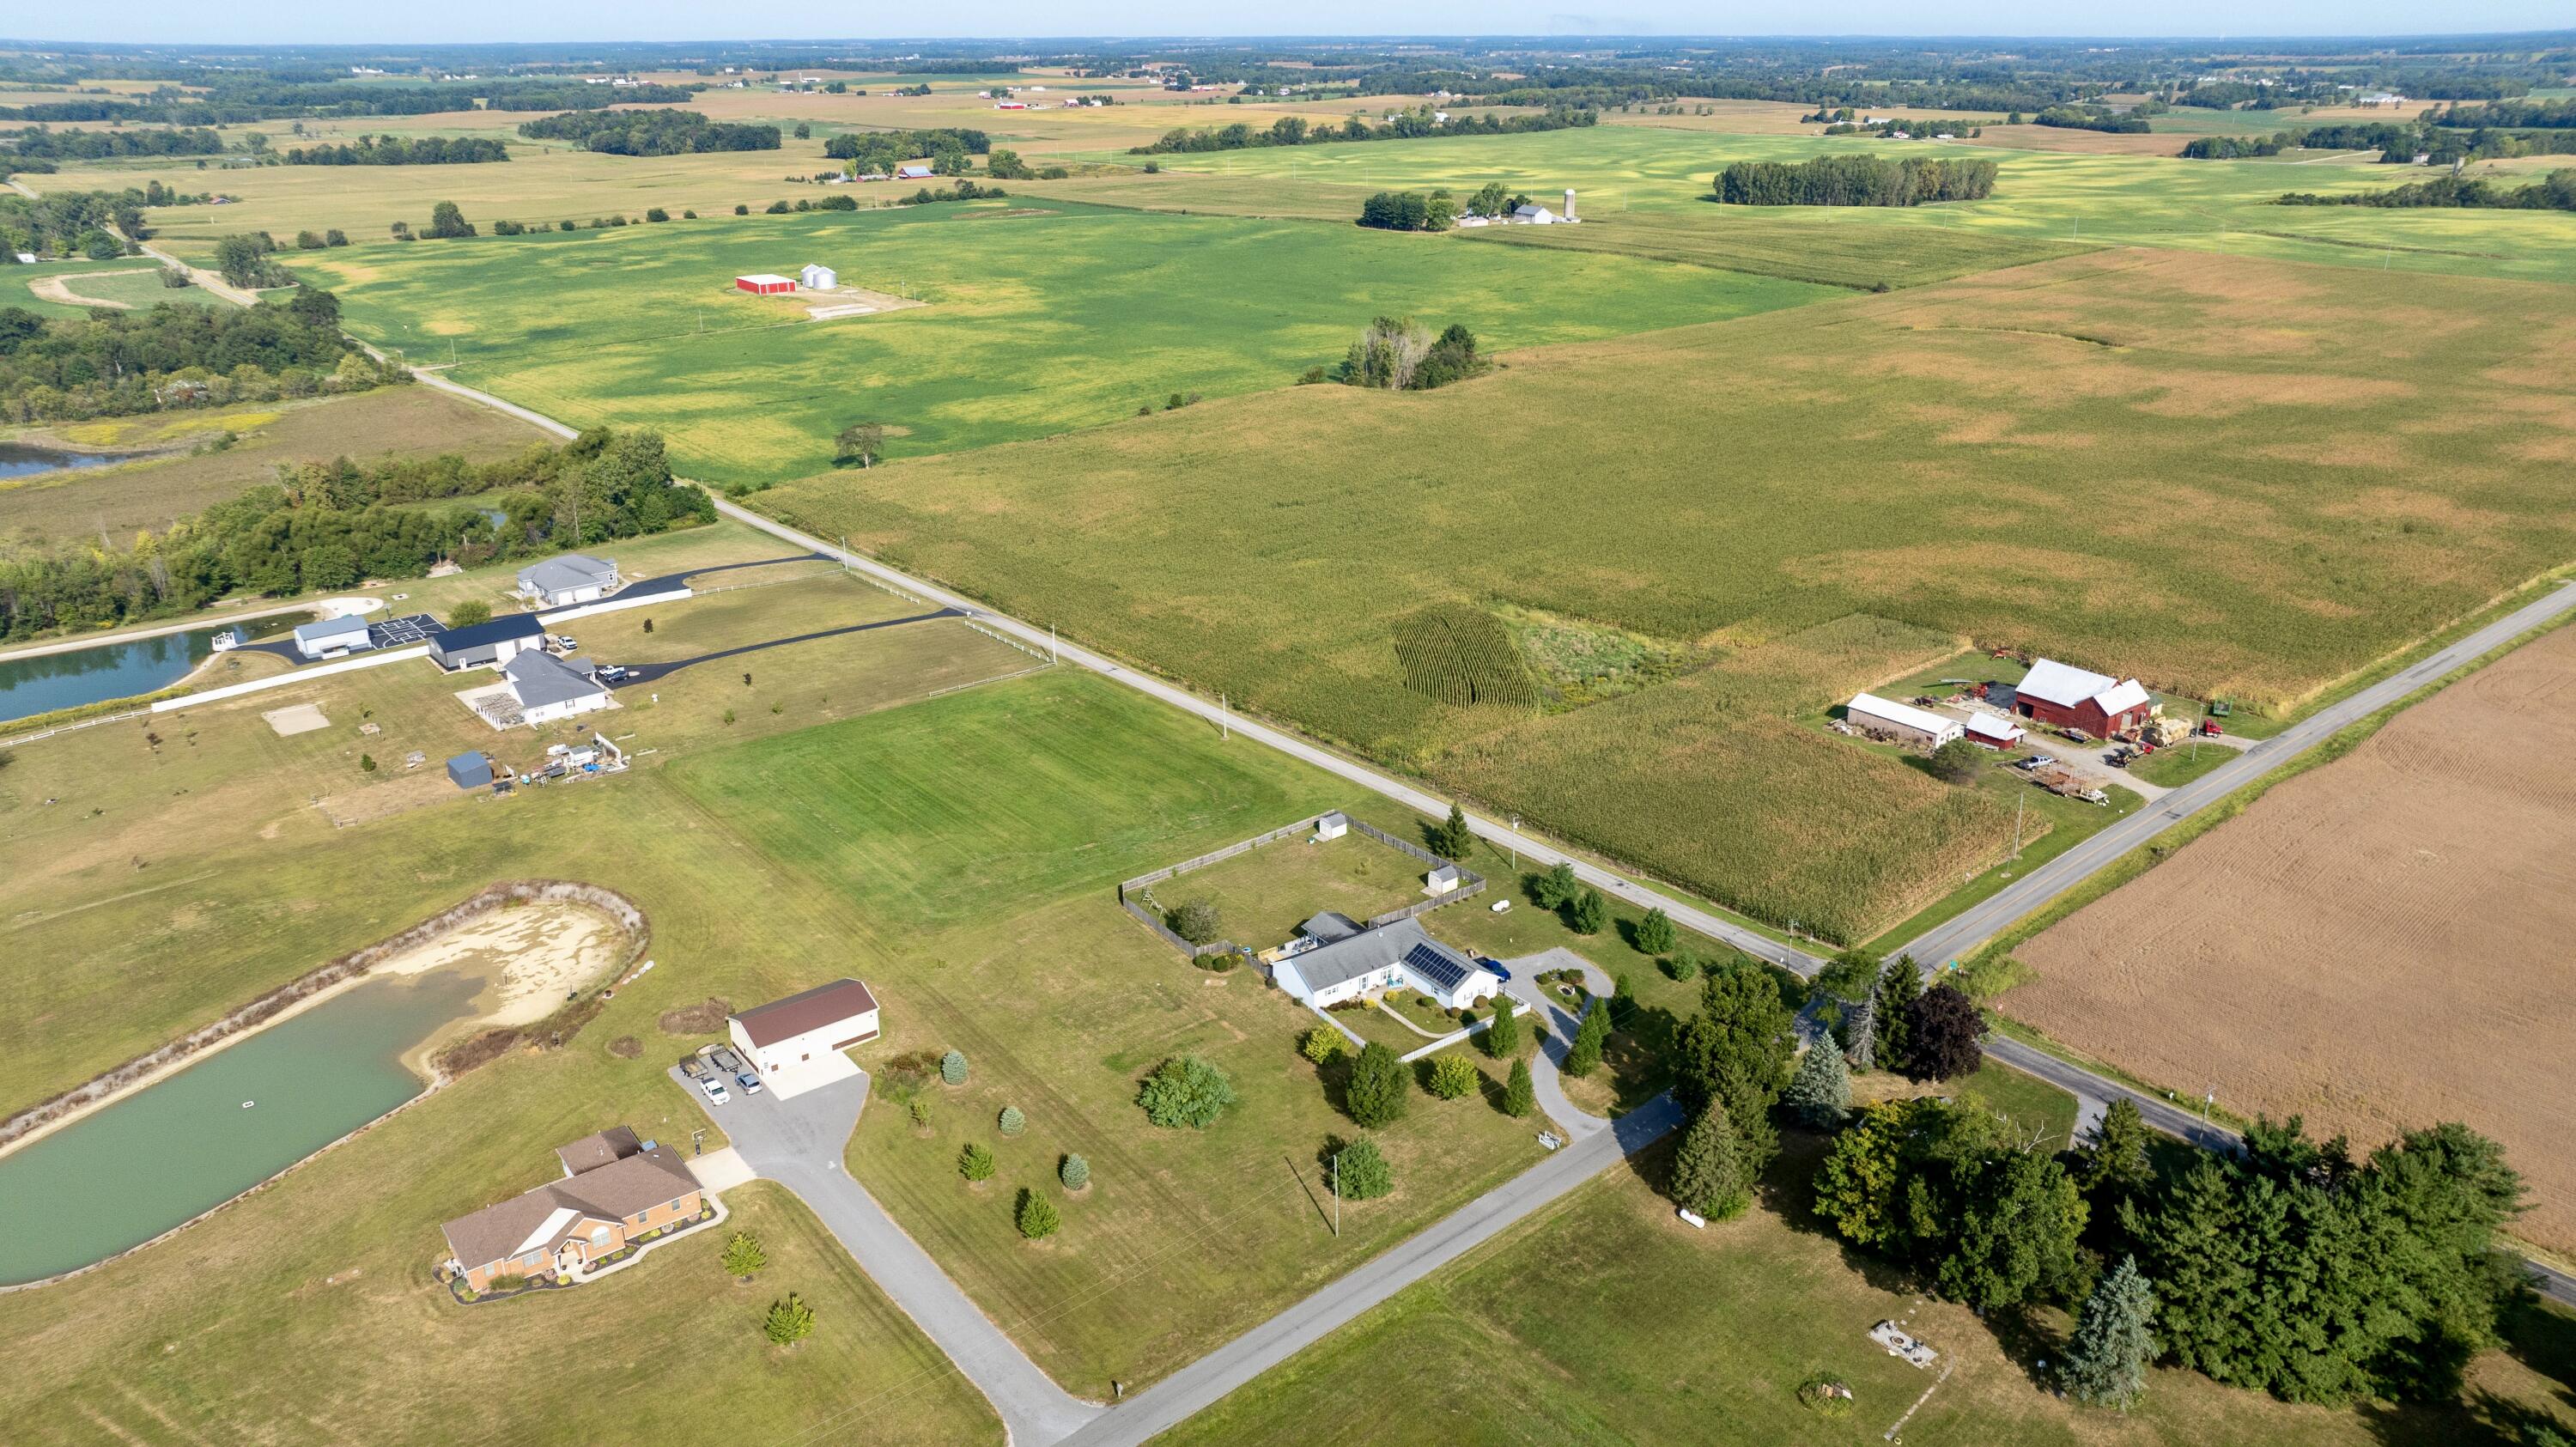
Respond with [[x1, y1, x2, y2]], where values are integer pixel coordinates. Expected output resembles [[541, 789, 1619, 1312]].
[[516, 555, 622, 609], [427, 612, 547, 671], [293, 614, 374, 660]]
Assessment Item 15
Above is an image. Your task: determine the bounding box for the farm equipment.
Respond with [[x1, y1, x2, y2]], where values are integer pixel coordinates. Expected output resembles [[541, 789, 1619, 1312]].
[[2030, 765, 2110, 805], [2208, 698, 2233, 718]]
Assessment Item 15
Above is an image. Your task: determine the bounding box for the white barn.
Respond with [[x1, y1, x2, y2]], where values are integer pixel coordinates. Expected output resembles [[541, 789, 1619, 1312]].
[[516, 554, 622, 609], [503, 650, 611, 726], [799, 263, 837, 290], [1845, 692, 1964, 748], [1271, 916, 1498, 1012], [293, 614, 374, 660], [729, 979, 881, 1098]]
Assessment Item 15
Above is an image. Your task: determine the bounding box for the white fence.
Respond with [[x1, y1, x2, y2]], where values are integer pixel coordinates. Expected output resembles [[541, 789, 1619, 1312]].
[[150, 645, 429, 712]]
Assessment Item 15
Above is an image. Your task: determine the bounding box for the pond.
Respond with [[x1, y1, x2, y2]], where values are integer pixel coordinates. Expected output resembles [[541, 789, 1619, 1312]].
[[0, 628, 225, 727], [0, 441, 123, 481], [0, 968, 485, 1287]]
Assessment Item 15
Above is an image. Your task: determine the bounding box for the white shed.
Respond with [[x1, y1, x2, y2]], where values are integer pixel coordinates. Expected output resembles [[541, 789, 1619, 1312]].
[[1425, 863, 1462, 896], [1844, 693, 1964, 749], [293, 614, 374, 660], [799, 263, 837, 290], [1314, 812, 1350, 842], [729, 979, 881, 1098]]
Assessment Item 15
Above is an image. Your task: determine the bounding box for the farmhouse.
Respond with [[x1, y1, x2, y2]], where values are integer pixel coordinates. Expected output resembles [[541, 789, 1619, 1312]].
[[515, 554, 621, 608], [440, 1127, 703, 1293], [1272, 915, 1499, 1012], [292, 614, 374, 660], [2015, 659, 2154, 736], [503, 650, 611, 726], [1965, 713, 2026, 750], [729, 978, 882, 1098], [735, 273, 797, 296], [1844, 692, 1964, 748], [427, 612, 547, 671], [799, 263, 836, 289]]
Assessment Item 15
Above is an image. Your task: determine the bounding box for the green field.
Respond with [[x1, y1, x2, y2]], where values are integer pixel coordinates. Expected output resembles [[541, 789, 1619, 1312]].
[[759, 244, 2576, 937], [4, 258, 216, 319], [1133, 126, 2576, 287], [1156, 1138, 2576, 1447], [289, 196, 1832, 487]]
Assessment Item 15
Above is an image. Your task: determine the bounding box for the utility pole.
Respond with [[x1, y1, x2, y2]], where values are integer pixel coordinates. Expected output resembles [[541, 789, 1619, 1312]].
[[2011, 791, 2026, 860], [1330, 1149, 1340, 1237], [1218, 693, 1228, 740], [1509, 815, 1520, 872], [1049, 624, 1059, 664]]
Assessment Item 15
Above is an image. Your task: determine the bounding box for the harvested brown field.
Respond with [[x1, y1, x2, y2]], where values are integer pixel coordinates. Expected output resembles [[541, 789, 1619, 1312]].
[[2009, 623, 2576, 1250]]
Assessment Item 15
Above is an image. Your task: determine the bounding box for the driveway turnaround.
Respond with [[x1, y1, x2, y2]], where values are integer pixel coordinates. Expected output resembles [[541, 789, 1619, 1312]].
[[671, 1067, 1103, 1445], [1050, 1095, 1682, 1447]]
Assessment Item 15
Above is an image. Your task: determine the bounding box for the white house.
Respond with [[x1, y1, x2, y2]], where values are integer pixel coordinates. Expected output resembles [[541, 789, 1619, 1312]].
[[1271, 916, 1498, 1012], [503, 650, 611, 726], [729, 979, 881, 1098], [293, 614, 374, 660], [516, 554, 621, 609], [799, 263, 837, 290], [1844, 692, 1964, 749]]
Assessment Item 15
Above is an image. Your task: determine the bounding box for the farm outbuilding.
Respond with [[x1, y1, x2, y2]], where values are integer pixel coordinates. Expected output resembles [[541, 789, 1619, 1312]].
[[729, 978, 881, 1099], [799, 263, 836, 289], [446, 751, 494, 790], [735, 274, 796, 296], [515, 554, 621, 609], [293, 614, 374, 660], [2016, 659, 2154, 736], [1965, 714, 2026, 750], [428, 612, 547, 671], [1844, 692, 1964, 748], [503, 650, 611, 726], [896, 164, 933, 179]]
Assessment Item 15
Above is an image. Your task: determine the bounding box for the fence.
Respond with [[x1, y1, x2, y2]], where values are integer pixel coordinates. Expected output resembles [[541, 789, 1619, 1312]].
[[1115, 812, 1485, 961], [149, 644, 430, 712]]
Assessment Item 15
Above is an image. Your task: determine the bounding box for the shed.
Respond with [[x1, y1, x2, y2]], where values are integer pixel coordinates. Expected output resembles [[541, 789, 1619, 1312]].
[[1844, 692, 1964, 749], [735, 273, 796, 296], [1965, 714, 2026, 750], [799, 263, 837, 290], [293, 613, 374, 660], [446, 751, 494, 790], [1425, 863, 1462, 896], [515, 554, 621, 609], [1314, 812, 1349, 842], [428, 612, 547, 671]]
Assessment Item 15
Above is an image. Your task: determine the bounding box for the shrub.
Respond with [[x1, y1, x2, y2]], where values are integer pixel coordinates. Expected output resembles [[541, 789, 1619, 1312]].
[[682, 209, 698, 219], [940, 1049, 969, 1085], [1426, 1054, 1479, 1100], [1168, 899, 1222, 945], [763, 1292, 816, 1345], [645, 207, 670, 222], [359, 753, 376, 772], [1137, 1055, 1236, 1128], [734, 204, 750, 215], [1345, 1042, 1408, 1128], [721, 1231, 768, 1277], [324, 228, 348, 246], [1330, 1137, 1393, 1200], [1060, 1153, 1090, 1189], [1663, 949, 1703, 982], [1797, 1376, 1855, 1417], [958, 1141, 995, 1182], [1301, 1026, 1346, 1066], [998, 1104, 1025, 1135], [908, 1097, 933, 1128], [1016, 1188, 1061, 1240]]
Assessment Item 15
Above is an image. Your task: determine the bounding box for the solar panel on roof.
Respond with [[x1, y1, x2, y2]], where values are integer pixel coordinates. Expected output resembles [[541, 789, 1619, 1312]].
[[1403, 941, 1470, 993]]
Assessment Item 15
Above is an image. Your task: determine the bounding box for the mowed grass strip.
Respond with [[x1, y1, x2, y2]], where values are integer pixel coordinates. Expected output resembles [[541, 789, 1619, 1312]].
[[289, 198, 1834, 486]]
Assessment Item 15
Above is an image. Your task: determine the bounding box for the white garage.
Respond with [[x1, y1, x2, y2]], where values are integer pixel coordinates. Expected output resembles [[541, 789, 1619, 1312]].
[[728, 979, 882, 1100]]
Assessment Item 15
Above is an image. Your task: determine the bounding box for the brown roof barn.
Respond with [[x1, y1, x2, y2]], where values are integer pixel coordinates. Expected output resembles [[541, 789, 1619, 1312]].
[[731, 977, 880, 1049], [440, 1128, 703, 1293]]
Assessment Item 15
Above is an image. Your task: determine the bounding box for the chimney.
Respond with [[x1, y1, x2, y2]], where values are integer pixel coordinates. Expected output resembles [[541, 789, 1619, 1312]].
[[1563, 188, 1577, 222]]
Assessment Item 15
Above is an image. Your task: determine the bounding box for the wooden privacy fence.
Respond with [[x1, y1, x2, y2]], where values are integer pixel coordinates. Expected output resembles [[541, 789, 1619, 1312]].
[[1116, 811, 1485, 961]]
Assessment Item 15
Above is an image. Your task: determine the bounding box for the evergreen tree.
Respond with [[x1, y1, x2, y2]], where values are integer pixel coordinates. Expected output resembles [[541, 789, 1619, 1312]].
[[720, 1231, 768, 1277], [1346, 1042, 1409, 1128], [957, 1142, 995, 1182], [763, 1292, 816, 1345], [1060, 1153, 1090, 1189], [1783, 1041, 1852, 1128], [1570, 887, 1610, 935], [1502, 1057, 1535, 1117], [1669, 1103, 1750, 1219], [1427, 1054, 1480, 1100], [1634, 906, 1676, 955], [1483, 994, 1520, 1057], [2078, 1098, 2155, 1204], [1564, 1000, 1609, 1077], [2062, 1255, 2159, 1409], [998, 1104, 1025, 1135], [1332, 1137, 1394, 1200], [1873, 957, 1923, 1073], [1432, 801, 1475, 860], [1016, 1188, 1060, 1240], [1670, 956, 1794, 1175], [940, 1049, 969, 1085]]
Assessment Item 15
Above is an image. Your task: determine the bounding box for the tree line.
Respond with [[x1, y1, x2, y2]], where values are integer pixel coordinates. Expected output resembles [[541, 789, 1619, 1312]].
[[1648, 945, 2537, 1414], [1713, 155, 1996, 206], [1, 125, 224, 160], [516, 109, 779, 156], [0, 183, 208, 260], [0, 426, 713, 642], [283, 136, 510, 166], [1131, 104, 1595, 155], [2281, 169, 2576, 212], [0, 79, 698, 126], [822, 126, 993, 175], [0, 288, 391, 424], [1328, 316, 1486, 391], [2180, 135, 2287, 159], [2032, 104, 2152, 133], [2436, 99, 2576, 130]]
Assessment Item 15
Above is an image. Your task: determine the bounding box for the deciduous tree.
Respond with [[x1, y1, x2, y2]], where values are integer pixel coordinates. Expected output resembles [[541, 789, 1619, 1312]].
[[1634, 906, 1676, 956], [1426, 1054, 1479, 1100], [1903, 983, 1984, 1082], [1138, 1055, 1236, 1128], [1570, 887, 1609, 936], [1345, 1042, 1408, 1128], [1332, 1137, 1392, 1200]]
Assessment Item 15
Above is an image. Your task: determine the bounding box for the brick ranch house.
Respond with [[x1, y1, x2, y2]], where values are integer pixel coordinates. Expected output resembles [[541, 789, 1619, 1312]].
[[440, 1127, 702, 1292]]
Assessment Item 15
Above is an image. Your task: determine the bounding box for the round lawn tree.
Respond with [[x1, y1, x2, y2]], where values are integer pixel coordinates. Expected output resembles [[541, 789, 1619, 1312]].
[[1426, 1054, 1480, 1100], [1168, 899, 1223, 945], [957, 1141, 995, 1182], [1902, 983, 1985, 1083], [1483, 994, 1520, 1057], [1533, 860, 1579, 910], [940, 1049, 969, 1085], [446, 599, 493, 629], [1301, 1026, 1346, 1066], [1016, 1188, 1061, 1241], [1571, 887, 1610, 936], [1929, 736, 1987, 784], [998, 1104, 1025, 1136], [1331, 1138, 1393, 1201], [1344, 1042, 1409, 1128], [1634, 906, 1677, 956], [1137, 1054, 1236, 1129], [1502, 1057, 1536, 1118], [1783, 1040, 1853, 1129], [1060, 1153, 1090, 1190]]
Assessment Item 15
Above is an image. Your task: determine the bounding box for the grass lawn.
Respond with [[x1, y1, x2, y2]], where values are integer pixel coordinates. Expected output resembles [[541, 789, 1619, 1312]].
[[2127, 738, 2240, 787], [286, 198, 1832, 488], [1139, 828, 1428, 955], [1154, 1135, 2576, 1447], [0, 386, 553, 551]]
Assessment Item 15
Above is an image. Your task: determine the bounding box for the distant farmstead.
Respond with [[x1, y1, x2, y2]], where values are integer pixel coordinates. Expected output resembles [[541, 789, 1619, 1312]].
[[734, 273, 796, 296]]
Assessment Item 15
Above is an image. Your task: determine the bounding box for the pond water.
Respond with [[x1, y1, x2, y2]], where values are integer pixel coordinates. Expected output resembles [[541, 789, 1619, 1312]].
[[0, 441, 120, 481], [0, 968, 484, 1286], [0, 628, 224, 726]]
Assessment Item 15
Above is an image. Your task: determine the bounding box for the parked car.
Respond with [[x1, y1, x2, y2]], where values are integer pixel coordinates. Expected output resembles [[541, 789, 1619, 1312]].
[[734, 1071, 763, 1095], [597, 664, 629, 683], [1480, 958, 1512, 982], [696, 1074, 732, 1105]]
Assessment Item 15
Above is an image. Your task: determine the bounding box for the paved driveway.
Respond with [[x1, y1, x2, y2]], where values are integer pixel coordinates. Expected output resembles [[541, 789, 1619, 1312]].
[[673, 1066, 1102, 1444]]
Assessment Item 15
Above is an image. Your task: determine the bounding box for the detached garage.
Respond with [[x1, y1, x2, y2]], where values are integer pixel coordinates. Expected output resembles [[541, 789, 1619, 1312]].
[[729, 979, 881, 1099]]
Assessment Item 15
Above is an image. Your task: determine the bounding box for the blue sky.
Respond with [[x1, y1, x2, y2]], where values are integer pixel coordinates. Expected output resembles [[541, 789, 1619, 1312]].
[[23, 5, 2575, 46]]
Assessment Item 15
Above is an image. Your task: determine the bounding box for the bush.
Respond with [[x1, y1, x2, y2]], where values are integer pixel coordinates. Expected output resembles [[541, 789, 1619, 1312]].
[[1663, 949, 1703, 982], [324, 228, 348, 246], [446, 599, 493, 628], [1138, 1055, 1236, 1128], [721, 1231, 768, 1277], [1167, 898, 1223, 945], [763, 1292, 816, 1345], [1929, 737, 1986, 784], [908, 1097, 933, 1128], [1060, 1153, 1090, 1189], [1425, 1054, 1479, 1100], [734, 204, 750, 216], [1300, 1026, 1346, 1066], [958, 1141, 995, 1182], [940, 1049, 969, 1085], [1330, 1137, 1393, 1200], [998, 1104, 1025, 1135], [1016, 1188, 1060, 1240], [359, 753, 376, 772], [645, 207, 670, 222], [1345, 1042, 1408, 1128]]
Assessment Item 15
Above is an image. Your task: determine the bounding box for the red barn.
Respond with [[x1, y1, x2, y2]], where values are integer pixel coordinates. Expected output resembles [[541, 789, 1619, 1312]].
[[735, 273, 796, 296], [2015, 658, 2154, 736]]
